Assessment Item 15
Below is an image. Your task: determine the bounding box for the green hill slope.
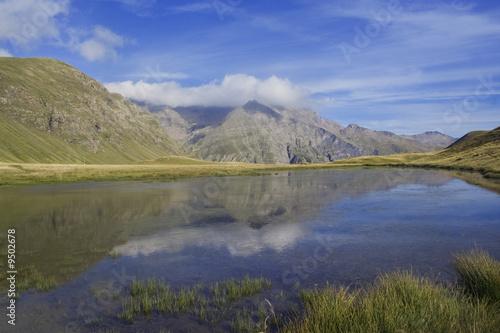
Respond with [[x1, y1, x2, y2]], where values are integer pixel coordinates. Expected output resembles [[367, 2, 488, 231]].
[[428, 126, 500, 174], [444, 128, 499, 153], [0, 57, 188, 164], [446, 130, 488, 149], [331, 126, 500, 179]]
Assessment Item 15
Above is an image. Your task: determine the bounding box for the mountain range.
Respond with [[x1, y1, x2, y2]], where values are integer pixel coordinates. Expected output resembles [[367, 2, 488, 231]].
[[0, 57, 456, 164], [149, 101, 455, 164]]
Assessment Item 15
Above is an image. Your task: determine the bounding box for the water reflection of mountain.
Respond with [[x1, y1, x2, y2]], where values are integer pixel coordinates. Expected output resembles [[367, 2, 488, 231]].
[[205, 169, 454, 227], [114, 169, 455, 257], [0, 169, 454, 285]]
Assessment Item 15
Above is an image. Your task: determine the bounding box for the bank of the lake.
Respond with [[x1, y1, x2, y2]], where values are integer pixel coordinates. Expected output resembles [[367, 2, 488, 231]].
[[0, 154, 499, 189], [0, 157, 346, 186]]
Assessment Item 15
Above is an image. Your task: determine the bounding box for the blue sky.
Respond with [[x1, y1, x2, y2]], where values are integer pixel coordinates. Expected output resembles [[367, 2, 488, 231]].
[[1, 0, 499, 137]]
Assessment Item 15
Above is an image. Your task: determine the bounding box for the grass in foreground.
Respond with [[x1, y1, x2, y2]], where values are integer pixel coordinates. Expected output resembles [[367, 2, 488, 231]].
[[0, 255, 58, 294], [119, 275, 272, 327], [454, 248, 500, 305], [283, 250, 500, 333], [16, 265, 58, 292]]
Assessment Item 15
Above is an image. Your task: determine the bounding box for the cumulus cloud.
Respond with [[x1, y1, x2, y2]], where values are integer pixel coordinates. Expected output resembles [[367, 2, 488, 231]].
[[67, 26, 129, 62], [105, 74, 310, 107], [0, 0, 68, 48], [0, 48, 12, 57], [0, 1, 127, 61]]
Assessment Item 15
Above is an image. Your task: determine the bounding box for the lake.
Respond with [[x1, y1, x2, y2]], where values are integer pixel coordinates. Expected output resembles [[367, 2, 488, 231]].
[[1, 168, 499, 332]]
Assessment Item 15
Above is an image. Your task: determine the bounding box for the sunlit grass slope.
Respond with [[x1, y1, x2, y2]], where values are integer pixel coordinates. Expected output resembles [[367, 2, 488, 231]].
[[0, 57, 188, 164], [331, 126, 500, 179]]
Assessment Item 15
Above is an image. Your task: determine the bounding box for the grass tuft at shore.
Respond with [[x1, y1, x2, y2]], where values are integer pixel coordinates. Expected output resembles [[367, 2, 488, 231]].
[[16, 265, 58, 292], [283, 250, 500, 333], [119, 275, 271, 324], [453, 248, 500, 305]]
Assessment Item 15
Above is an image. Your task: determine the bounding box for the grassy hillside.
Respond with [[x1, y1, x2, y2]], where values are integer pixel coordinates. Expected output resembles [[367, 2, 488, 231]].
[[447, 130, 488, 149], [0, 57, 188, 164], [331, 126, 500, 179]]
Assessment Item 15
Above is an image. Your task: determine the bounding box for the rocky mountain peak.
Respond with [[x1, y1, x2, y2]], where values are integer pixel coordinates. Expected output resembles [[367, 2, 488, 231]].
[[242, 100, 283, 121], [150, 101, 456, 164]]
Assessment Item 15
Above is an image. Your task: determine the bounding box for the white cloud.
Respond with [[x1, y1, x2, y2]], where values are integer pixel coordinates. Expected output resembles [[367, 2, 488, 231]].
[[105, 74, 311, 107], [0, 1, 127, 61], [0, 48, 12, 57], [68, 26, 128, 62], [0, 0, 68, 48], [77, 39, 107, 62]]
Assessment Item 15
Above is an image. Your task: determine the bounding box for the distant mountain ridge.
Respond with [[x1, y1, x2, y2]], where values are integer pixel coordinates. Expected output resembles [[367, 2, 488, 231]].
[[0, 57, 188, 164], [150, 100, 456, 164]]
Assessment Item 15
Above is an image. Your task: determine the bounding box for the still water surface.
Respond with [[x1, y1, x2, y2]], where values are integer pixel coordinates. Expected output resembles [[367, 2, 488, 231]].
[[0, 169, 499, 332]]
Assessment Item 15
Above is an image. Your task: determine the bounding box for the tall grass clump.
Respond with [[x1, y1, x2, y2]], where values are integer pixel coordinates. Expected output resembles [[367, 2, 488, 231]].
[[119, 275, 271, 324], [284, 270, 500, 333], [17, 265, 58, 292], [453, 248, 500, 305], [219, 275, 271, 301]]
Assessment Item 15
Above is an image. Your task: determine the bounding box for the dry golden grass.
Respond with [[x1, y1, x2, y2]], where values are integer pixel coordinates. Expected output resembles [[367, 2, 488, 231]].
[[0, 157, 335, 185], [0, 149, 498, 186], [331, 149, 500, 179]]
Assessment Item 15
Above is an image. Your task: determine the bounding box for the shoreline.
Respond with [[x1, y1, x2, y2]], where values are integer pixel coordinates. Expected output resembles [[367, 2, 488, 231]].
[[0, 156, 499, 189]]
